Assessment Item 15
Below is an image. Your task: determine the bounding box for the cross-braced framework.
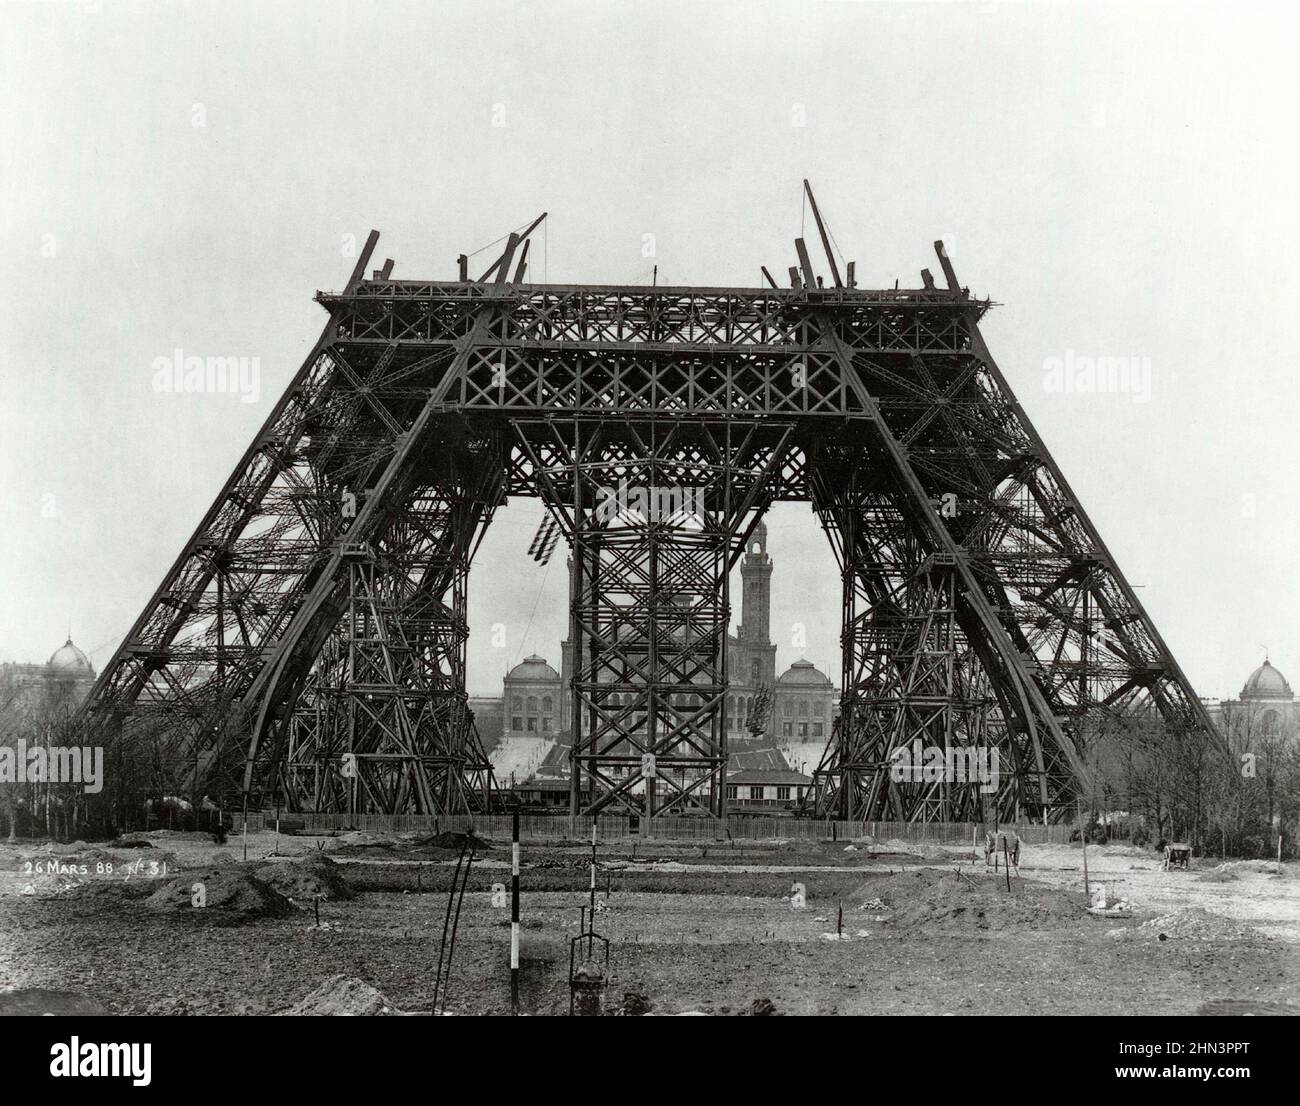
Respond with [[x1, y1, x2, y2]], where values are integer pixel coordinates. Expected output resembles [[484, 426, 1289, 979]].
[[77, 193, 1226, 820], [512, 417, 797, 817]]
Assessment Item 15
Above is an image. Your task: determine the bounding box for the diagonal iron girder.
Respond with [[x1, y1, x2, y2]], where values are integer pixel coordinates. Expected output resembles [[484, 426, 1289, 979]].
[[76, 220, 1225, 821]]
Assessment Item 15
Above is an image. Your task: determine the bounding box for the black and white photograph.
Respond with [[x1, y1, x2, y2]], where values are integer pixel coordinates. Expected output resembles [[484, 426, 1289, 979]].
[[1, 0, 1297, 1068]]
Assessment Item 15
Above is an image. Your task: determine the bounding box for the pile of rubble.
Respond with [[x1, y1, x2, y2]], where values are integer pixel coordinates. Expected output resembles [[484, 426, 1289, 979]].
[[285, 976, 402, 1016], [144, 867, 296, 921], [254, 854, 354, 902], [852, 867, 1085, 932], [1110, 907, 1265, 942]]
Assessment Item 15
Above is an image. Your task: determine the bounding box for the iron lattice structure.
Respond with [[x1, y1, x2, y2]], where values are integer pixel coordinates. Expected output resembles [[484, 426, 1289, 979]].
[[78, 202, 1224, 820]]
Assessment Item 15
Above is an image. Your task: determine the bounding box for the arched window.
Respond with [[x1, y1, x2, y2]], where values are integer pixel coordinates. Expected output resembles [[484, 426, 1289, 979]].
[[797, 699, 808, 717], [526, 695, 538, 712], [750, 658, 760, 685], [511, 696, 522, 711], [542, 696, 553, 714]]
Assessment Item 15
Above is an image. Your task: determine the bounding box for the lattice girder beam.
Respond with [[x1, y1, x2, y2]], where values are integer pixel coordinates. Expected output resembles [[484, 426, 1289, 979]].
[[514, 417, 794, 818], [77, 233, 1220, 824]]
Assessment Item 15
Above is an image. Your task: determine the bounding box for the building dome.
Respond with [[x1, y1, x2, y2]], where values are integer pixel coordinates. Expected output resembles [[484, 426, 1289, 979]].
[[505, 654, 559, 681], [777, 659, 832, 687], [47, 637, 94, 677], [1240, 659, 1293, 701]]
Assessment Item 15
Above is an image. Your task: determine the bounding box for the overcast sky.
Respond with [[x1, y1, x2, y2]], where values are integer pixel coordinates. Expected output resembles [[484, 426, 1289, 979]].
[[2, 0, 1297, 700]]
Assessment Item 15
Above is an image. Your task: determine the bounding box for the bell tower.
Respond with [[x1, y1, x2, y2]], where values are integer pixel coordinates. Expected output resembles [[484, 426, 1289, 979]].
[[739, 520, 772, 646]]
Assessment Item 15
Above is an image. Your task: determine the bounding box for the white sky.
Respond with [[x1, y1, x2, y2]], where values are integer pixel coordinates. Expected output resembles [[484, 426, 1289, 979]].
[[1, 0, 1297, 701]]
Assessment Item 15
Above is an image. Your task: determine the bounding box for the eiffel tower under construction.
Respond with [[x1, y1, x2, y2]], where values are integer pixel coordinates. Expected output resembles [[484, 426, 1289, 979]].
[[77, 185, 1224, 823]]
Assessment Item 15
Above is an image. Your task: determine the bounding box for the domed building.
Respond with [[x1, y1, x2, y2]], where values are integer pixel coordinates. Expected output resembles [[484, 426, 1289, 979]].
[[0, 634, 98, 721], [774, 659, 836, 741], [1240, 659, 1293, 703], [502, 654, 561, 737], [47, 638, 95, 679], [1212, 657, 1298, 739]]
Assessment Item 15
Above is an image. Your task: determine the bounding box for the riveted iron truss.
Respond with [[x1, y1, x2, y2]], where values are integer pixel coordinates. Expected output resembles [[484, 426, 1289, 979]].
[[78, 200, 1224, 821]]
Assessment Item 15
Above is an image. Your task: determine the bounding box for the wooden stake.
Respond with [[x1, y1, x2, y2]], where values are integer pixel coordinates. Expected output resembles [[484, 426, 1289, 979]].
[[589, 821, 597, 922], [511, 810, 521, 1015]]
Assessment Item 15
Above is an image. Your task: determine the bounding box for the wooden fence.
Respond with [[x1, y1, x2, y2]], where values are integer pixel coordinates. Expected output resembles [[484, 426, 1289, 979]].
[[232, 809, 1077, 845]]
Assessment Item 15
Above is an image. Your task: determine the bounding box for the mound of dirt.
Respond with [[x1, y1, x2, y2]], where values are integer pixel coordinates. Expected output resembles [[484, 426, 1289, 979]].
[[1116, 907, 1265, 942], [1093, 843, 1153, 858], [411, 830, 492, 853], [43, 838, 96, 854], [1196, 999, 1299, 1016], [254, 855, 354, 901], [70, 880, 157, 904], [0, 987, 112, 1015], [852, 867, 1085, 931], [1212, 860, 1285, 877], [337, 831, 391, 848], [286, 975, 400, 1016], [1196, 868, 1239, 883], [144, 867, 296, 920], [332, 829, 494, 861], [880, 839, 951, 861]]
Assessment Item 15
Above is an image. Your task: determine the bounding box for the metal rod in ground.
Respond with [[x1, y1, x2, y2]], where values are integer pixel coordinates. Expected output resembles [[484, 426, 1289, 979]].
[[511, 811, 520, 1015], [1003, 839, 1012, 892], [241, 794, 248, 862], [433, 842, 468, 1013], [440, 845, 475, 1016], [589, 820, 597, 956]]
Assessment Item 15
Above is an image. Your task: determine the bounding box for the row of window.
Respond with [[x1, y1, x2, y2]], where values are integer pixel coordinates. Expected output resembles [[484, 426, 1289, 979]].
[[510, 695, 554, 714], [511, 691, 828, 719], [726, 785, 803, 801], [509, 715, 825, 737]]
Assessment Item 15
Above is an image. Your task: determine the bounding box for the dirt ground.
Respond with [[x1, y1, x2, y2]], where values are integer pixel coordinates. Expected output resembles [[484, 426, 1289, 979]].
[[1, 830, 1296, 1015]]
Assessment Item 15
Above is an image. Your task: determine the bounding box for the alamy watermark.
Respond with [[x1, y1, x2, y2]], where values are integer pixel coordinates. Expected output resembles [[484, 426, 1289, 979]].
[[151, 348, 261, 404], [889, 740, 1000, 793], [594, 479, 705, 524], [50, 1038, 151, 1086], [1042, 349, 1153, 403], [0, 740, 104, 794]]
